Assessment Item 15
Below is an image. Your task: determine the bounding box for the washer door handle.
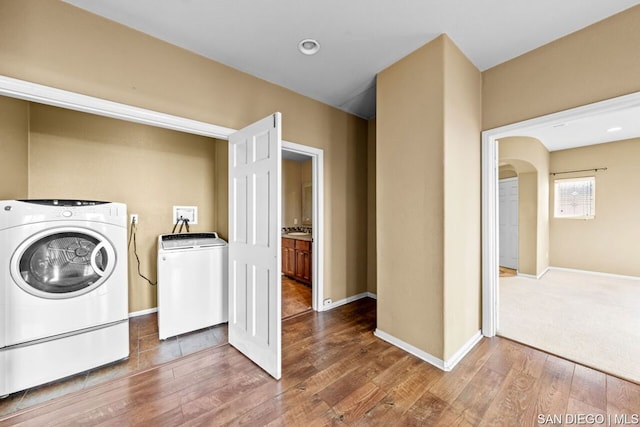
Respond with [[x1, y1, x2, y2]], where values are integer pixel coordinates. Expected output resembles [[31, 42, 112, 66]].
[[90, 241, 106, 277]]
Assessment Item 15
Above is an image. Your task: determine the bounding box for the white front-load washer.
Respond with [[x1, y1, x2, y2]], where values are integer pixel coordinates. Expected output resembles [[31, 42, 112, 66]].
[[0, 200, 129, 397]]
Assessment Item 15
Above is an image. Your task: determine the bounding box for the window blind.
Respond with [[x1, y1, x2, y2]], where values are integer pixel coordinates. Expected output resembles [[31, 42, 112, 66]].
[[554, 176, 595, 219]]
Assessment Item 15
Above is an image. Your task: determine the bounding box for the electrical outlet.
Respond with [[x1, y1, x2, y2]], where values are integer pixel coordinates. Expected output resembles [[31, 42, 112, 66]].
[[173, 206, 198, 225], [130, 214, 138, 224]]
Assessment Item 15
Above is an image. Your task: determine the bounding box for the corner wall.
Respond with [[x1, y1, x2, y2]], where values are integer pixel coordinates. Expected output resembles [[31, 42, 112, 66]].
[[377, 36, 446, 358], [442, 37, 482, 360], [367, 118, 377, 295], [377, 35, 481, 362]]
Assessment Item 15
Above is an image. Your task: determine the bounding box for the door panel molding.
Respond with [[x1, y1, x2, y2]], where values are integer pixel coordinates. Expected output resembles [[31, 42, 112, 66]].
[[228, 113, 282, 379]]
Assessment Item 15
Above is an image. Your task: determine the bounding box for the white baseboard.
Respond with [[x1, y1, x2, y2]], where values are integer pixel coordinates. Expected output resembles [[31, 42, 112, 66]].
[[517, 267, 549, 280], [444, 330, 483, 371], [374, 329, 446, 370], [373, 329, 482, 372], [549, 266, 640, 281], [129, 307, 158, 318], [321, 292, 376, 311], [129, 292, 379, 317]]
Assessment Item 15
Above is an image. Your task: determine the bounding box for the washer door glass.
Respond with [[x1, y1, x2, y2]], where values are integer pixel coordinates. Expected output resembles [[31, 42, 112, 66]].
[[17, 231, 114, 297]]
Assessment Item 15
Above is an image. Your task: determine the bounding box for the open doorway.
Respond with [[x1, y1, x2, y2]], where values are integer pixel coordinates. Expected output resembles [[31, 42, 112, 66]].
[[482, 91, 640, 384], [281, 150, 313, 318], [281, 142, 324, 316], [482, 90, 640, 336]]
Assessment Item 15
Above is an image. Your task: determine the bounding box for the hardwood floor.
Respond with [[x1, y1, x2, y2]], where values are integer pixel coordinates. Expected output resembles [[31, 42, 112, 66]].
[[499, 266, 517, 277], [0, 313, 228, 418], [2, 298, 639, 426], [282, 276, 312, 319], [0, 278, 308, 418]]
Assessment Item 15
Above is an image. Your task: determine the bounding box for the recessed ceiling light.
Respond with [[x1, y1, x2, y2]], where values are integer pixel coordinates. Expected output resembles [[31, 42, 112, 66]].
[[607, 126, 622, 132], [298, 39, 320, 55]]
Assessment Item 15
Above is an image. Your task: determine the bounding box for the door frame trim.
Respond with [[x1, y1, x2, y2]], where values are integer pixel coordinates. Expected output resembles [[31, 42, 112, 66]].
[[0, 74, 324, 313], [281, 141, 324, 311], [0, 75, 236, 139], [481, 90, 640, 337]]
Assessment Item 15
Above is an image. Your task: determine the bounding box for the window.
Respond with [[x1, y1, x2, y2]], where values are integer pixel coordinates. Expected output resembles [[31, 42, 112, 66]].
[[554, 176, 595, 219]]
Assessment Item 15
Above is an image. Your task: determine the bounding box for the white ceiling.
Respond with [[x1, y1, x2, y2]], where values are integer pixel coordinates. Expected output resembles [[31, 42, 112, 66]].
[[63, 0, 639, 122], [508, 105, 640, 152]]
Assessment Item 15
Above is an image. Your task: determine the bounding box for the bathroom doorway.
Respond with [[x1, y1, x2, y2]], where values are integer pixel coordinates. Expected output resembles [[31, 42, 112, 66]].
[[281, 142, 324, 317]]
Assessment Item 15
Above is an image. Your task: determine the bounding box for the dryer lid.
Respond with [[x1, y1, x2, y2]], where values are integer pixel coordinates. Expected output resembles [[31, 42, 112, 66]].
[[19, 199, 109, 206], [160, 232, 226, 250]]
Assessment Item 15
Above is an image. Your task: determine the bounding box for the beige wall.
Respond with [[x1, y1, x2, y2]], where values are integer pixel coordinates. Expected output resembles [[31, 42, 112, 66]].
[[441, 36, 482, 360], [0, 0, 369, 309], [282, 158, 312, 227], [300, 159, 312, 225], [282, 159, 302, 227], [499, 137, 550, 276], [550, 139, 640, 276], [27, 103, 226, 312], [367, 119, 377, 294], [0, 96, 29, 199], [378, 36, 446, 357], [377, 35, 481, 360], [499, 165, 517, 179], [517, 172, 538, 275], [483, 5, 640, 130]]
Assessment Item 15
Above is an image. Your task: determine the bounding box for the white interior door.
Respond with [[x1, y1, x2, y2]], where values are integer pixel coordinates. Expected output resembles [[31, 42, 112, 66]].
[[228, 113, 282, 379], [499, 178, 518, 270]]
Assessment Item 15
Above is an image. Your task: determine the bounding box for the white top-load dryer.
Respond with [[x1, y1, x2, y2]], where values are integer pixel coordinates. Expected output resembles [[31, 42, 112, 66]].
[[157, 232, 228, 340]]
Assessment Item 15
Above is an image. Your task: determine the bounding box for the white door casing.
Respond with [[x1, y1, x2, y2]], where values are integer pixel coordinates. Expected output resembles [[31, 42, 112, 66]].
[[281, 141, 324, 312], [228, 113, 282, 379], [498, 178, 518, 270]]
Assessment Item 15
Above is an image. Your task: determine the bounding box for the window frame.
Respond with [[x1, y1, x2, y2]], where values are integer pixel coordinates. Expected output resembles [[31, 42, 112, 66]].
[[553, 176, 596, 220]]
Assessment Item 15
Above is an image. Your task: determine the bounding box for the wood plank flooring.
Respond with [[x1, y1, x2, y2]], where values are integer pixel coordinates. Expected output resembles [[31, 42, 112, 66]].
[[281, 276, 312, 319], [2, 297, 639, 426], [499, 266, 517, 277], [0, 279, 311, 418]]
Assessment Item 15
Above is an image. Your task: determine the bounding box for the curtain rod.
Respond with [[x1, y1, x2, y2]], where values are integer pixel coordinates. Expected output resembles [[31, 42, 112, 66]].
[[550, 167, 607, 176]]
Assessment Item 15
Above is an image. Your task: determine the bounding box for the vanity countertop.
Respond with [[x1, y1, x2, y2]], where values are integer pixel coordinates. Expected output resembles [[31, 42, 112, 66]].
[[281, 233, 312, 242]]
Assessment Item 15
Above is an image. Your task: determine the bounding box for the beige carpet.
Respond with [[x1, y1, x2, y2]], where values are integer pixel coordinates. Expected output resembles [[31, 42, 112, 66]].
[[499, 268, 640, 384]]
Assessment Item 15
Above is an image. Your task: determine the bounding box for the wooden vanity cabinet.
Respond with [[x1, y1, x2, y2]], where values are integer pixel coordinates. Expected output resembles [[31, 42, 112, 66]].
[[282, 237, 296, 277], [282, 237, 312, 285], [293, 239, 312, 284]]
